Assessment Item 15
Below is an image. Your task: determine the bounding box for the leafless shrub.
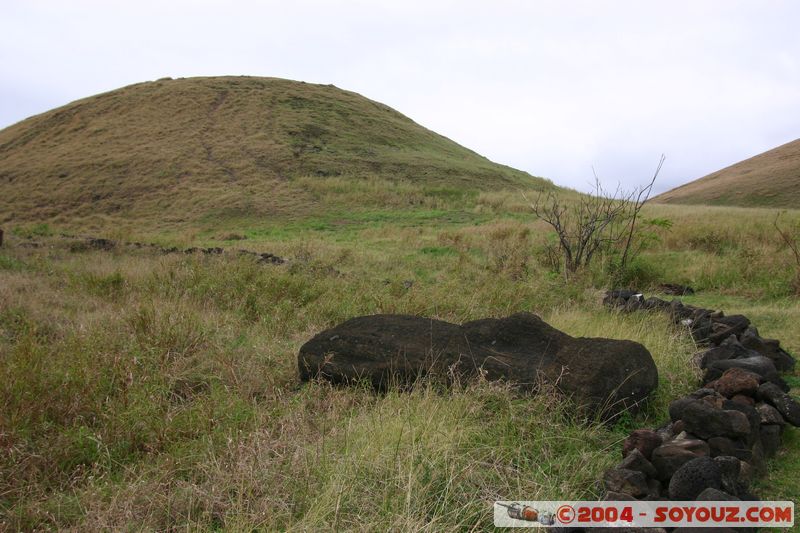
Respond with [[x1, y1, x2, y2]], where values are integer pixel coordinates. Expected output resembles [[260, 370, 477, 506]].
[[774, 212, 800, 294], [526, 156, 664, 277]]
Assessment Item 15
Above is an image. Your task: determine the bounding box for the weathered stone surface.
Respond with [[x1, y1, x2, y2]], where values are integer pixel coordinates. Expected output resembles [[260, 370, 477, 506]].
[[740, 327, 796, 372], [738, 460, 755, 488], [707, 436, 752, 461], [721, 400, 761, 445], [554, 336, 658, 418], [668, 457, 722, 500], [643, 296, 670, 310], [602, 491, 637, 501], [651, 439, 710, 481], [713, 455, 742, 496], [655, 422, 675, 443], [760, 424, 782, 458], [669, 299, 694, 320], [603, 467, 649, 498], [659, 283, 694, 296], [758, 382, 800, 426], [646, 478, 662, 500], [679, 399, 751, 440], [696, 487, 740, 501], [298, 312, 659, 419], [624, 297, 643, 312], [699, 343, 759, 369], [622, 429, 663, 460], [730, 394, 755, 406], [669, 390, 721, 421], [704, 356, 779, 384], [707, 315, 750, 345], [714, 368, 761, 398], [618, 448, 657, 477], [750, 440, 767, 476], [755, 402, 786, 426]]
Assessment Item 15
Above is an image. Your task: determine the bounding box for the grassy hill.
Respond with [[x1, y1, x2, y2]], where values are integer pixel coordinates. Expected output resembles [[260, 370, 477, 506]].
[[0, 76, 549, 235], [653, 138, 800, 208]]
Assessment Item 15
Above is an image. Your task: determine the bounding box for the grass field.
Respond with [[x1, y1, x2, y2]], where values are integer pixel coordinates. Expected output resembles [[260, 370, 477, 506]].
[[1, 186, 799, 530]]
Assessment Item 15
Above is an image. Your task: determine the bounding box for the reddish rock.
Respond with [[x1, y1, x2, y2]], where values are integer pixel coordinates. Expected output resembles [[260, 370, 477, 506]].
[[622, 429, 663, 460], [715, 368, 760, 398], [730, 394, 754, 406]]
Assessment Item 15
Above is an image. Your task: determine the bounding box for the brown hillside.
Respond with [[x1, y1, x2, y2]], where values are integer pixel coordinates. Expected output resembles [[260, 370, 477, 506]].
[[653, 138, 800, 208], [0, 76, 548, 231]]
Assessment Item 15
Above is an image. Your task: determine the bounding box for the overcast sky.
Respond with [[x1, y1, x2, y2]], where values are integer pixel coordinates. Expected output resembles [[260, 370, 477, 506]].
[[1, 1, 798, 193]]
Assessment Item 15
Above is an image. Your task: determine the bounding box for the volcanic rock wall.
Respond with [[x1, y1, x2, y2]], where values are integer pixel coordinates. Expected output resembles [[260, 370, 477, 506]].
[[601, 291, 798, 503]]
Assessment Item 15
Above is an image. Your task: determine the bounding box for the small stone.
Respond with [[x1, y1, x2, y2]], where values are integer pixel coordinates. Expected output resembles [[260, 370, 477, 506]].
[[618, 448, 657, 477], [713, 455, 742, 496], [708, 315, 750, 345], [759, 424, 782, 458], [721, 400, 761, 445], [646, 478, 662, 500], [622, 429, 662, 460], [704, 356, 780, 383], [603, 468, 649, 498], [603, 491, 637, 501], [758, 382, 800, 426], [738, 460, 754, 487], [731, 394, 754, 406], [651, 439, 710, 481], [707, 436, 751, 461], [750, 440, 767, 476], [681, 399, 751, 440], [697, 487, 740, 501], [740, 327, 796, 372], [714, 367, 760, 398], [756, 402, 786, 426], [668, 457, 722, 500]]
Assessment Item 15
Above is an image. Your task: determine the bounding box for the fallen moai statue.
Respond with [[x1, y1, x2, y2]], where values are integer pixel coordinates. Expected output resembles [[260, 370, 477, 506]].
[[298, 312, 658, 421]]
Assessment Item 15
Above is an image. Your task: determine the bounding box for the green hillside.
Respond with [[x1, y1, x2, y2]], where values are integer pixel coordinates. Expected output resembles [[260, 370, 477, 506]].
[[0, 76, 549, 234]]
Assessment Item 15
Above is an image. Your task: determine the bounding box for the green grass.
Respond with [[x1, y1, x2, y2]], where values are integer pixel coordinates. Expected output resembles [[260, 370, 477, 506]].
[[2, 73, 798, 530], [1, 188, 800, 529]]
